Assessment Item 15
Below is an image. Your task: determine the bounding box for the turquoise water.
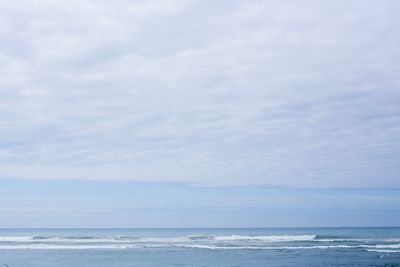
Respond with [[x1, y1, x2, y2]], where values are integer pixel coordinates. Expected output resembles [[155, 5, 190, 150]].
[[0, 228, 399, 266]]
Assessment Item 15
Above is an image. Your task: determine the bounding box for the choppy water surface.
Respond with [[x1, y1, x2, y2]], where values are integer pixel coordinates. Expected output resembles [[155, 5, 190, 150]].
[[0, 228, 399, 266]]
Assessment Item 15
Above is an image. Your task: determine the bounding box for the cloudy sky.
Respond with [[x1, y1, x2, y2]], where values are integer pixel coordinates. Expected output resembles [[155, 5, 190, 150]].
[[0, 0, 399, 227]]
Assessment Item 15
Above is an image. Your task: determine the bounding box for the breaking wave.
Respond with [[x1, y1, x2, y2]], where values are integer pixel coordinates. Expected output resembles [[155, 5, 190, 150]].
[[0, 243, 398, 252], [211, 235, 316, 242], [0, 234, 398, 253], [0, 235, 317, 243]]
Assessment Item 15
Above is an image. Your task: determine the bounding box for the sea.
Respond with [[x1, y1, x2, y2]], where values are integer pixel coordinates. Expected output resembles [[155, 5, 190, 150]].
[[0, 228, 399, 266]]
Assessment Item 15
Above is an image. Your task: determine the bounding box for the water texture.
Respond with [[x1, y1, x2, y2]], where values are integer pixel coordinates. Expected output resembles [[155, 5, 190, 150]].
[[0, 228, 399, 266]]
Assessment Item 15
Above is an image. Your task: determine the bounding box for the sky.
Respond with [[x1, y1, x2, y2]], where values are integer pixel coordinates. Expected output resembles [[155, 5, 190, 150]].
[[0, 0, 399, 227]]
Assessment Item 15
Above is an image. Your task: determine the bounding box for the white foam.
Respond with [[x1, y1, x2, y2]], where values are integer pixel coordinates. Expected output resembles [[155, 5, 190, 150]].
[[361, 244, 400, 249], [313, 238, 365, 242], [0, 244, 140, 250], [135, 237, 192, 243], [175, 244, 400, 251], [5, 235, 399, 244], [367, 249, 400, 253], [0, 235, 316, 243], [0, 234, 399, 253], [383, 238, 400, 242], [0, 236, 35, 242], [324, 238, 400, 243], [0, 236, 189, 243], [173, 244, 355, 250], [212, 235, 317, 242], [0, 243, 398, 251], [0, 236, 127, 243]]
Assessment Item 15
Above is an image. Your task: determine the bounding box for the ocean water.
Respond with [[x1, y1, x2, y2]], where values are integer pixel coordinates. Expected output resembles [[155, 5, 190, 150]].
[[0, 228, 399, 266]]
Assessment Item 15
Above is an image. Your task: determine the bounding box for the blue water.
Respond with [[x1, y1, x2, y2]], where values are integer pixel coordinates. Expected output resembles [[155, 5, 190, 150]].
[[0, 228, 399, 266]]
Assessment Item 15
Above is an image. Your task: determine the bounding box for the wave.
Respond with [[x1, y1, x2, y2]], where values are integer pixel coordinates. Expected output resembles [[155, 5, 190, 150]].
[[367, 249, 400, 253], [0, 244, 139, 250], [361, 244, 400, 249], [0, 243, 399, 252], [173, 244, 353, 250], [211, 235, 316, 242], [0, 236, 130, 243], [0, 235, 317, 243], [314, 235, 400, 243], [0, 234, 399, 254], [175, 244, 400, 252], [0, 236, 34, 242]]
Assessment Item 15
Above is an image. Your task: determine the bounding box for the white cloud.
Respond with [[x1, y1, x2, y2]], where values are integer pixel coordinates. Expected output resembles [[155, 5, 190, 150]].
[[0, 0, 399, 187]]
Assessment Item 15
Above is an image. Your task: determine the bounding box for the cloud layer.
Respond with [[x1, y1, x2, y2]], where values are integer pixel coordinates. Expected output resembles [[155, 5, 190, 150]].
[[0, 0, 399, 187]]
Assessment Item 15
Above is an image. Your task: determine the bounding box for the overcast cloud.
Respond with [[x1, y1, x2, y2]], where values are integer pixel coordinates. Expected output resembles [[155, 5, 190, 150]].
[[0, 0, 399, 187]]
